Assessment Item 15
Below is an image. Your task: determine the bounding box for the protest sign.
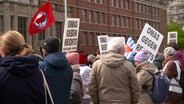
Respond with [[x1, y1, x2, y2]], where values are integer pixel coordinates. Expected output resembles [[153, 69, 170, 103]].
[[167, 32, 178, 44], [62, 18, 80, 52], [98, 35, 108, 55], [135, 23, 164, 62]]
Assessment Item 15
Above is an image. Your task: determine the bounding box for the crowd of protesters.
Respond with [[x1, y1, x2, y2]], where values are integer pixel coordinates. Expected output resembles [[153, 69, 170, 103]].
[[0, 30, 184, 104]]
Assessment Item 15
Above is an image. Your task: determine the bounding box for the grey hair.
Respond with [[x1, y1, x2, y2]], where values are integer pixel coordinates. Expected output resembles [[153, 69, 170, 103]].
[[107, 37, 124, 52]]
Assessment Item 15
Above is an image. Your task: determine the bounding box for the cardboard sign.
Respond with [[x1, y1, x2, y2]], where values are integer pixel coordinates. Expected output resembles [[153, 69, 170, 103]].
[[167, 32, 178, 44], [98, 35, 108, 55], [62, 18, 80, 52], [135, 23, 164, 62]]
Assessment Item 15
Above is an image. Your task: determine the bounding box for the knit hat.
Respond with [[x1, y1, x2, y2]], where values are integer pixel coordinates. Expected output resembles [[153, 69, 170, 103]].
[[41, 37, 60, 54], [66, 52, 79, 65], [164, 47, 176, 56], [134, 49, 149, 62]]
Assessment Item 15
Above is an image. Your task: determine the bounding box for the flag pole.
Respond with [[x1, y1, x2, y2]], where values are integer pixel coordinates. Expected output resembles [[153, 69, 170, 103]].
[[64, 0, 67, 19]]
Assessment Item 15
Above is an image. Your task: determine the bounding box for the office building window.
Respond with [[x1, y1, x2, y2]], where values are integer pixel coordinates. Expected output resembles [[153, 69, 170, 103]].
[[117, 16, 120, 27], [95, 11, 100, 23], [101, 13, 105, 24], [116, 0, 119, 8], [118, 0, 121, 8], [122, 0, 125, 9], [11, 16, 14, 30], [135, 2, 139, 12], [38, 31, 45, 40], [95, 0, 100, 3], [67, 7, 72, 18], [139, 19, 143, 29], [112, 0, 117, 7], [139, 3, 142, 12], [82, 9, 87, 22], [148, 5, 151, 14], [96, 33, 100, 46], [121, 16, 125, 27], [126, 17, 130, 27], [145, 5, 147, 13], [90, 0, 95, 2], [112, 15, 116, 26], [143, 4, 145, 13], [89, 32, 94, 46], [125, 0, 129, 9], [156, 8, 159, 16], [141, 4, 143, 12], [18, 17, 27, 41], [0, 16, 3, 34], [55, 4, 62, 11], [55, 22, 63, 40], [82, 32, 87, 46], [136, 18, 139, 29], [89, 10, 93, 23]]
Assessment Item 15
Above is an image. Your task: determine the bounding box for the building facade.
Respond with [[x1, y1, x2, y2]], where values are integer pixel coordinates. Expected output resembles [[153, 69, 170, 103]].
[[167, 0, 184, 26], [0, 0, 167, 54]]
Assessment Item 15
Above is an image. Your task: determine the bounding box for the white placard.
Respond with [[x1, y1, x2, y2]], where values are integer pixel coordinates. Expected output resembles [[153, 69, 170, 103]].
[[98, 35, 108, 55], [62, 18, 80, 52], [167, 32, 178, 44], [134, 23, 164, 62]]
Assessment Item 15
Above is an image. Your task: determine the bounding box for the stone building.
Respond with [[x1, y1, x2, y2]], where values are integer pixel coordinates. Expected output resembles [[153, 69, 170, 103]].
[[167, 0, 184, 26], [0, 0, 167, 54]]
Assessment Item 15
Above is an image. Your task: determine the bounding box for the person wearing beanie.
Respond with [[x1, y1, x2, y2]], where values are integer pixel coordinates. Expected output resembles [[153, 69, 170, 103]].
[[89, 37, 140, 104], [66, 52, 84, 104], [39, 37, 73, 104], [162, 47, 182, 104], [134, 49, 157, 104]]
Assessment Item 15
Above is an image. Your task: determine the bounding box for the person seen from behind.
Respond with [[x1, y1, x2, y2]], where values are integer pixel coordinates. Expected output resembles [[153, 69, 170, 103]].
[[162, 47, 182, 104], [87, 54, 96, 68], [0, 30, 50, 104], [89, 37, 140, 104], [153, 52, 165, 70], [134, 49, 158, 104], [66, 52, 84, 104], [39, 37, 73, 104]]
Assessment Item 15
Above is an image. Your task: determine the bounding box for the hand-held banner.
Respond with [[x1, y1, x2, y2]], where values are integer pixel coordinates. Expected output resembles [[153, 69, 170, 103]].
[[134, 23, 164, 62], [62, 18, 80, 52], [29, 2, 55, 35]]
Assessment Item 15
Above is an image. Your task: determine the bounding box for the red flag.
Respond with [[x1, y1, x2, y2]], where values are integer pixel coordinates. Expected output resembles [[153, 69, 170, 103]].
[[29, 2, 55, 35]]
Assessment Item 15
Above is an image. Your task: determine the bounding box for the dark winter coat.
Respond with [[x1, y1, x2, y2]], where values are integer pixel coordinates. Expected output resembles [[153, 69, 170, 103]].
[[0, 55, 47, 104], [39, 52, 73, 104], [163, 56, 182, 104]]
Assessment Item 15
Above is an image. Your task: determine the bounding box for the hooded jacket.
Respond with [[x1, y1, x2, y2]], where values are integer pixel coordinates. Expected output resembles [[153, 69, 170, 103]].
[[136, 61, 157, 104], [89, 52, 140, 104], [39, 52, 73, 104], [0, 55, 46, 104]]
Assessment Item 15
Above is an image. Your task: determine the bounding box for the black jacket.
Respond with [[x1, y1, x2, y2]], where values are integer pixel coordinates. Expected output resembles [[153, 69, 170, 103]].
[[0, 55, 47, 104]]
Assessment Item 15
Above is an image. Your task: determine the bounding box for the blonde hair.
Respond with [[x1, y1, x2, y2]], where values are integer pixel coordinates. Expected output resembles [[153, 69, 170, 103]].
[[0, 30, 29, 56]]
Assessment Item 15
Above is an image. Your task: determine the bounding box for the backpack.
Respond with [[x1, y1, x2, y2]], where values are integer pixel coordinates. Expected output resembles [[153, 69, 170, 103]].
[[70, 72, 83, 104], [145, 70, 170, 103], [174, 61, 184, 90]]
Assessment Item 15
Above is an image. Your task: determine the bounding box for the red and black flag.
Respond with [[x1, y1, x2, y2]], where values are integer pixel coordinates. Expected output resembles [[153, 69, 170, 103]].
[[29, 2, 55, 35]]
